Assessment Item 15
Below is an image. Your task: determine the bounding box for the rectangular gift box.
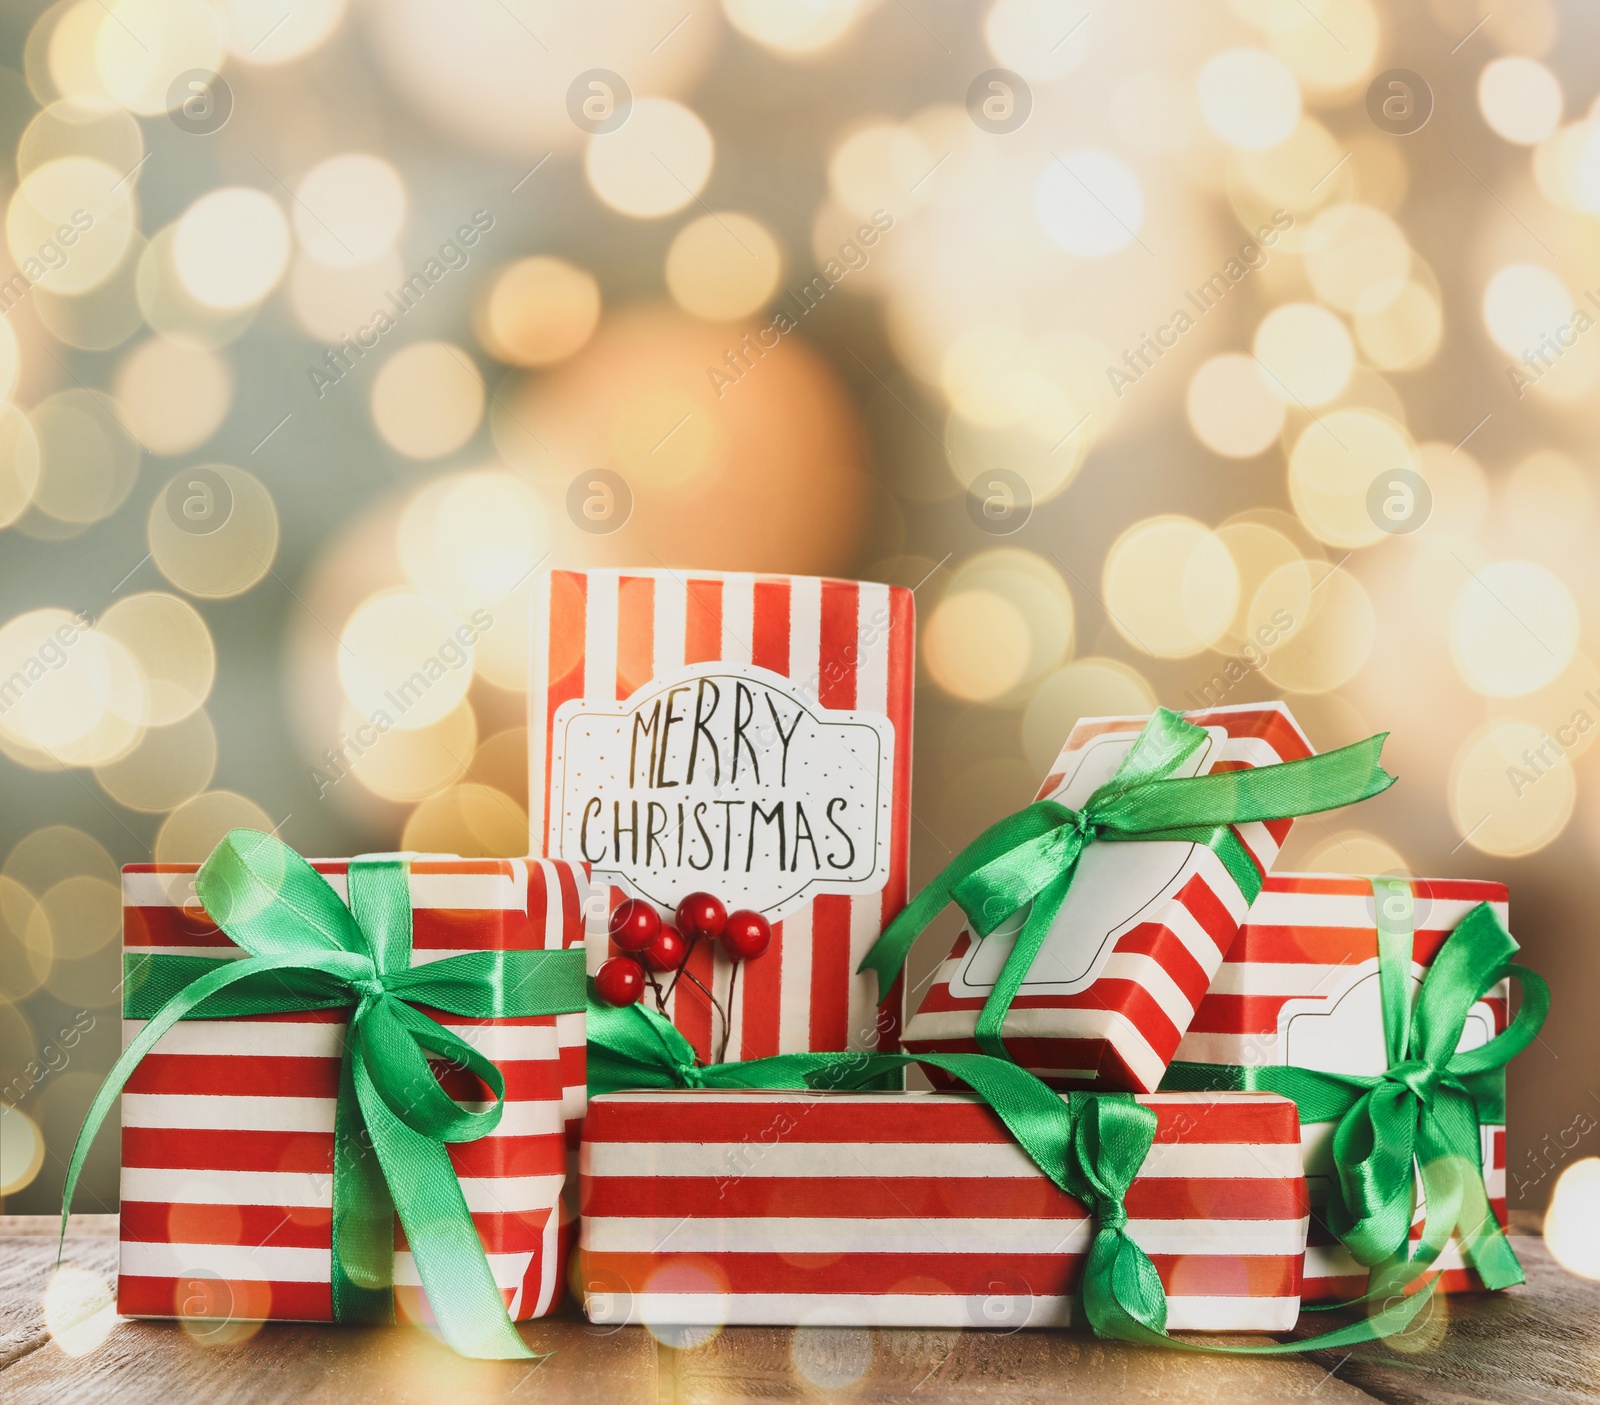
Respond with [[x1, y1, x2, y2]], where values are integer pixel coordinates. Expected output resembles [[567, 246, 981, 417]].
[[529, 568, 915, 1064], [579, 1088, 1308, 1330], [116, 855, 602, 1326], [1175, 873, 1511, 1300], [902, 702, 1313, 1094]]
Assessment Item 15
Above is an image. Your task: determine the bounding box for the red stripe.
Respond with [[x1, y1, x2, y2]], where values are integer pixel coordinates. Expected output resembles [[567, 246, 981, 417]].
[[615, 574, 655, 700], [583, 1174, 1307, 1222], [542, 570, 588, 848], [118, 1275, 324, 1321], [684, 578, 723, 666], [125, 1054, 560, 1098], [120, 1200, 331, 1248], [581, 1250, 1301, 1299], [739, 579, 793, 1059], [124, 904, 567, 952], [584, 1092, 1298, 1146], [1110, 923, 1212, 1012], [877, 585, 915, 1055]]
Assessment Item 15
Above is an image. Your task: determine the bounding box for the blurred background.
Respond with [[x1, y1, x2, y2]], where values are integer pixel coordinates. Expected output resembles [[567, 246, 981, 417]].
[[0, 0, 1596, 1269]]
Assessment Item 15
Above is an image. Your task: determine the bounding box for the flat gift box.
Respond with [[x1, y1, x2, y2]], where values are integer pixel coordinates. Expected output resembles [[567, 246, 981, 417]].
[[529, 568, 914, 1064], [116, 856, 599, 1325], [1174, 873, 1511, 1300], [579, 1087, 1308, 1330], [902, 702, 1313, 1093]]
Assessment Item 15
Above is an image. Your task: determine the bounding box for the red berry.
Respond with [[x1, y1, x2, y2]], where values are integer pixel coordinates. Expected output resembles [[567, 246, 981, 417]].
[[595, 956, 645, 1006], [722, 910, 772, 961], [608, 899, 662, 953], [676, 891, 727, 941], [642, 925, 687, 973]]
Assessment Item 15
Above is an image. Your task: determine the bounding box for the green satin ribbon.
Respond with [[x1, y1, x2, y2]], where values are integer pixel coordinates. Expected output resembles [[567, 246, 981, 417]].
[[1163, 884, 1548, 1298], [60, 829, 586, 1361], [857, 709, 1396, 1060], [587, 993, 1439, 1351]]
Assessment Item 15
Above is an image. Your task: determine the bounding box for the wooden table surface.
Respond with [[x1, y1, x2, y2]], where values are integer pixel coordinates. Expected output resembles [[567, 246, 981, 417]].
[[3, 1215, 1595, 1404]]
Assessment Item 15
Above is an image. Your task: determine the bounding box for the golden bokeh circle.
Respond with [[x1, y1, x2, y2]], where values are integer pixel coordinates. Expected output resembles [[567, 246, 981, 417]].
[[113, 338, 232, 456], [4, 824, 116, 894], [1103, 516, 1239, 658], [397, 469, 550, 611], [1186, 353, 1285, 458], [369, 341, 485, 459], [922, 589, 1033, 703], [1304, 203, 1410, 315], [1288, 408, 1415, 548], [148, 463, 280, 598], [1021, 658, 1156, 774], [1450, 720, 1574, 858], [96, 591, 215, 724], [29, 388, 140, 525], [137, 223, 259, 348], [5, 154, 136, 295], [1450, 560, 1578, 697], [343, 699, 476, 803], [1353, 279, 1442, 371], [94, 0, 224, 115], [35, 874, 119, 959], [154, 790, 274, 864], [0, 877, 50, 1000], [293, 153, 407, 267], [96, 709, 217, 812], [476, 256, 601, 368], [0, 608, 144, 759], [1253, 302, 1354, 407], [402, 783, 528, 858], [585, 98, 713, 219], [1298, 828, 1406, 875], [1254, 561, 1376, 693], [338, 591, 477, 730], [1544, 1158, 1600, 1280], [172, 186, 291, 311], [665, 212, 783, 323], [0, 1104, 45, 1197], [1217, 519, 1306, 648], [0, 405, 42, 529]]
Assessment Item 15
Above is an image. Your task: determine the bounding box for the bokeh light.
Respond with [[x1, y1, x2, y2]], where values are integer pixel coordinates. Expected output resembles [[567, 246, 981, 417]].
[[339, 591, 477, 729], [172, 187, 291, 311], [147, 463, 279, 597], [1478, 56, 1562, 145], [1187, 353, 1286, 458], [113, 338, 232, 456], [370, 341, 484, 459], [1033, 151, 1145, 257], [293, 154, 407, 267], [585, 98, 713, 218], [1450, 720, 1575, 858], [666, 213, 783, 322], [1197, 49, 1301, 151], [724, 0, 872, 54], [1450, 560, 1578, 697], [42, 1264, 116, 1356], [476, 256, 601, 368], [1546, 1158, 1600, 1279], [1103, 516, 1238, 657], [1253, 303, 1354, 407]]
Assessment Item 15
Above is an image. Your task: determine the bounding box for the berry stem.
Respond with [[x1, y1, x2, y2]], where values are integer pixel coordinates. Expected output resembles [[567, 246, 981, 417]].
[[718, 960, 742, 1064]]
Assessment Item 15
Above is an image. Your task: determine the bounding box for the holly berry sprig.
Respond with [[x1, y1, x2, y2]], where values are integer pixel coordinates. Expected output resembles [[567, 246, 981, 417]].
[[595, 892, 772, 1063]]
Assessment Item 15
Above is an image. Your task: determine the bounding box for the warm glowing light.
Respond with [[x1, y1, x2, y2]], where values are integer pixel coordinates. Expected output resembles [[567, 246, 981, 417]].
[[1354, 280, 1442, 371], [1545, 1158, 1600, 1279], [985, 0, 1092, 81], [1478, 56, 1562, 145], [0, 407, 40, 529], [96, 709, 217, 812], [1505, 450, 1595, 549], [293, 154, 407, 267], [1451, 560, 1578, 697], [402, 783, 528, 857], [1289, 410, 1416, 548], [1103, 516, 1238, 657], [97, 592, 215, 724], [666, 212, 783, 322], [0, 1103, 45, 1195], [43, 1265, 116, 1356], [1034, 150, 1144, 257], [288, 250, 404, 343], [1304, 204, 1409, 315], [29, 389, 140, 526], [339, 592, 477, 729], [1187, 354, 1285, 458], [369, 341, 484, 459], [723, 0, 871, 53], [344, 700, 476, 802], [172, 187, 292, 311], [829, 122, 937, 219], [1482, 264, 1572, 358], [1268, 0, 1378, 94], [1254, 561, 1375, 693], [222, 0, 346, 65], [1300, 828, 1405, 875], [1450, 720, 1574, 857], [477, 256, 601, 367], [1197, 49, 1301, 150], [923, 590, 1033, 702], [94, 0, 224, 116], [154, 790, 273, 863], [113, 338, 232, 456], [0, 608, 144, 755], [147, 463, 280, 598], [6, 156, 136, 296], [1253, 303, 1354, 407], [585, 98, 714, 218], [1021, 658, 1155, 772], [398, 469, 549, 610]]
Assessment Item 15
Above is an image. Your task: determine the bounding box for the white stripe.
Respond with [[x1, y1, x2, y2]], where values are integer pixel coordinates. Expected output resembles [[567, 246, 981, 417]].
[[121, 1094, 564, 1138], [581, 1138, 1300, 1180], [721, 573, 754, 667], [777, 902, 813, 1056], [119, 1240, 540, 1292], [584, 1215, 1306, 1256], [1245, 888, 1508, 932], [118, 1166, 563, 1212], [588, 1088, 1287, 1108], [588, 1291, 1299, 1332], [123, 1019, 562, 1062], [584, 569, 619, 709], [652, 570, 687, 675], [1098, 949, 1199, 1032]]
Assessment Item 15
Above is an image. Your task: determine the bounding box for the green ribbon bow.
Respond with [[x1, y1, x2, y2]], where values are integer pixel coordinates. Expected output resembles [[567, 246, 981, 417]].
[[1164, 881, 1549, 1298], [587, 995, 1435, 1351], [61, 830, 586, 1360], [858, 709, 1396, 1060]]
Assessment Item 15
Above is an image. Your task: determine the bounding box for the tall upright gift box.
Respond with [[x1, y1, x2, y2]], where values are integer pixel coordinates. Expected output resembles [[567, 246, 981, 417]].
[[529, 569, 914, 1063], [114, 851, 600, 1329]]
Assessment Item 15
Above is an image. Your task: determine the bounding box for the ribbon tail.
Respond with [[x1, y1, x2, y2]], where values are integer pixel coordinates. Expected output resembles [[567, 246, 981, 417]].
[[353, 1053, 539, 1360], [332, 1021, 397, 1325]]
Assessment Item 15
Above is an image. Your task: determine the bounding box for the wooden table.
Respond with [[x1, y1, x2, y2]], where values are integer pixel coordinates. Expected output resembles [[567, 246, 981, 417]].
[[3, 1216, 1593, 1403]]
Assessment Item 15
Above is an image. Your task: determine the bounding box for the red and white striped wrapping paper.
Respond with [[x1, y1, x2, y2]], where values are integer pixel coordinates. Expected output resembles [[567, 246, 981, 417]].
[[579, 1088, 1308, 1330], [1175, 873, 1511, 1300], [116, 856, 603, 1326], [529, 569, 914, 1066], [903, 703, 1313, 1094]]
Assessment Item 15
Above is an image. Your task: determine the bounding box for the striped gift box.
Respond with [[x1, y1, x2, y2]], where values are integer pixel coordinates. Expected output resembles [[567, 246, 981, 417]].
[[903, 703, 1312, 1093], [117, 856, 602, 1326], [579, 1088, 1309, 1330], [529, 569, 914, 1065], [1175, 873, 1511, 1300]]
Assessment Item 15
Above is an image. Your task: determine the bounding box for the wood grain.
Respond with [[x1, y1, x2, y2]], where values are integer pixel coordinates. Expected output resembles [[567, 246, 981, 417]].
[[5, 1218, 1598, 1403]]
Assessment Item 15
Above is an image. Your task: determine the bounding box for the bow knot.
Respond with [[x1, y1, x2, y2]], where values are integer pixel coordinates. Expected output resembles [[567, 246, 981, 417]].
[[1382, 1057, 1448, 1104], [351, 972, 387, 1000], [858, 710, 1395, 1063]]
